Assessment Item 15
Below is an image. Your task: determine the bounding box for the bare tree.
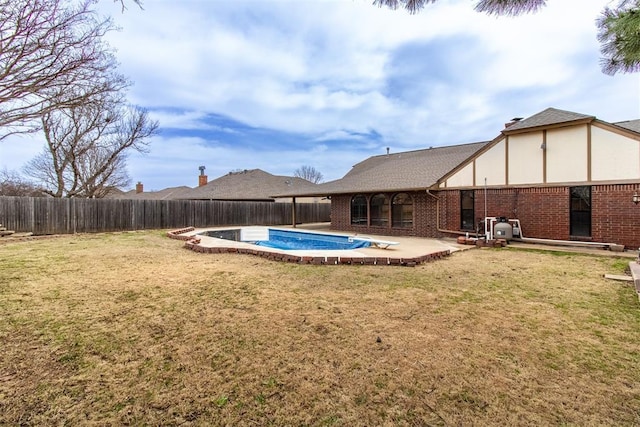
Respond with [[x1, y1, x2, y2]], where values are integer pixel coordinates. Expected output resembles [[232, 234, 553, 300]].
[[114, 0, 143, 12], [374, 0, 640, 75], [0, 169, 43, 196], [294, 165, 324, 184], [0, 0, 121, 140], [25, 97, 159, 198]]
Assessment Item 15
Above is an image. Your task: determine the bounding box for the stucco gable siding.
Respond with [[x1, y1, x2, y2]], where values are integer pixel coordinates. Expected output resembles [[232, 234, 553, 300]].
[[546, 125, 588, 183], [444, 162, 474, 188], [474, 139, 507, 186], [508, 132, 544, 185], [442, 120, 640, 190], [591, 126, 640, 181]]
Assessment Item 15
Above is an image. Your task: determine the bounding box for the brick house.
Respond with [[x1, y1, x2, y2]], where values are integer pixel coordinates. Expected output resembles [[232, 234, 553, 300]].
[[275, 108, 640, 250]]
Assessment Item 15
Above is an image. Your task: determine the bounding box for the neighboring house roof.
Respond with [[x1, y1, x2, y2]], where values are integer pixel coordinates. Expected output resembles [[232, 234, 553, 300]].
[[115, 186, 193, 200], [614, 119, 640, 133], [274, 142, 488, 197], [180, 169, 319, 201], [104, 187, 128, 198], [503, 107, 595, 133]]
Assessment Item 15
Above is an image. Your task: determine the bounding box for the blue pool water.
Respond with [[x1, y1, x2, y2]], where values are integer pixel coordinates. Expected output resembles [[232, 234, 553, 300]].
[[255, 229, 370, 250], [199, 228, 370, 250]]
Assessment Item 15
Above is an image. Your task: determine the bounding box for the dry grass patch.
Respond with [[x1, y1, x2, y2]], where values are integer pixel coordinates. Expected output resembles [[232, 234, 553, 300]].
[[1, 231, 639, 426]]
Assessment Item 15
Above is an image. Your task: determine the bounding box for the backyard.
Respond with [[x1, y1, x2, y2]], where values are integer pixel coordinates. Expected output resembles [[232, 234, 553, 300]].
[[0, 231, 639, 426]]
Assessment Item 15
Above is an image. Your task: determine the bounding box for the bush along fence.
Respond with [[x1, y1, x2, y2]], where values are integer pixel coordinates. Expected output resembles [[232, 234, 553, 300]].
[[0, 197, 331, 235]]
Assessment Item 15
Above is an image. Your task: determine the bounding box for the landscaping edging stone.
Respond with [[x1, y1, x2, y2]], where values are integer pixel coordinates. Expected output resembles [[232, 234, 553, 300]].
[[167, 227, 450, 267]]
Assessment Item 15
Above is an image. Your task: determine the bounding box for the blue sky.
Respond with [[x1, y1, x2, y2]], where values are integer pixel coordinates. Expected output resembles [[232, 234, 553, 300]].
[[1, 0, 638, 191]]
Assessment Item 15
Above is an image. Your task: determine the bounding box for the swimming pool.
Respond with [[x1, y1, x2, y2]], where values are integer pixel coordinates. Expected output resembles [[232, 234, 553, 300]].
[[199, 227, 371, 250], [169, 226, 454, 267]]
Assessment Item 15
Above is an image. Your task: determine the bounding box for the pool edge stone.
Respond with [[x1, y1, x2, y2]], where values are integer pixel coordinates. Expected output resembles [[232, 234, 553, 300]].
[[175, 227, 453, 267]]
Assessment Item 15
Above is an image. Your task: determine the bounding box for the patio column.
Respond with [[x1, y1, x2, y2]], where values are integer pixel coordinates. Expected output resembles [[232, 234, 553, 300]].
[[292, 197, 297, 228]]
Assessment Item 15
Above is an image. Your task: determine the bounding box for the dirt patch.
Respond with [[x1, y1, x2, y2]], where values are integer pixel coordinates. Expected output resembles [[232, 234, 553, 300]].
[[0, 231, 639, 425]]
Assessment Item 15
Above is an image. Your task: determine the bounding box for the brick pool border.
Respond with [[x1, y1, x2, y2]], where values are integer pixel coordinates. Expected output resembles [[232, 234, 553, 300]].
[[167, 227, 450, 267]]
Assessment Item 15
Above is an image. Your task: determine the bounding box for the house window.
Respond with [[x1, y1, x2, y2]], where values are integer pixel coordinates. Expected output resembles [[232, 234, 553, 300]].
[[351, 195, 368, 225], [460, 190, 475, 230], [392, 193, 413, 228], [570, 186, 591, 237], [370, 194, 389, 226]]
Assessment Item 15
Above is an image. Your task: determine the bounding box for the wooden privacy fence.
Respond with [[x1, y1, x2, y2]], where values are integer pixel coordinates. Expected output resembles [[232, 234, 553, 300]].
[[0, 197, 331, 235]]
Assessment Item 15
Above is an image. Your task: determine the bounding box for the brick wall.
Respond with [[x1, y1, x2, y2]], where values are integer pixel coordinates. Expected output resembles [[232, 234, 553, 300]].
[[438, 187, 569, 240], [330, 184, 640, 249], [592, 184, 640, 250], [439, 187, 569, 240], [330, 192, 442, 238], [440, 185, 640, 249]]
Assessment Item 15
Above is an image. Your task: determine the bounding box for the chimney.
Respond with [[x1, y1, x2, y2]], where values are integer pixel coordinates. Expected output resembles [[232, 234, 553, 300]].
[[198, 165, 208, 187], [504, 117, 523, 129], [135, 181, 143, 194]]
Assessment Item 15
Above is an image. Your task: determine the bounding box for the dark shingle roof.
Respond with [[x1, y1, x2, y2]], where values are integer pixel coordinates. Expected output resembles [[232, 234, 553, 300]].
[[103, 188, 128, 198], [275, 142, 488, 197], [180, 169, 319, 201], [504, 107, 594, 132], [614, 119, 640, 133], [113, 186, 192, 200]]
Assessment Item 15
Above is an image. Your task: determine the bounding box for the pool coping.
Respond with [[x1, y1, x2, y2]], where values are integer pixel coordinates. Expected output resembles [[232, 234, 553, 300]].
[[167, 226, 463, 267]]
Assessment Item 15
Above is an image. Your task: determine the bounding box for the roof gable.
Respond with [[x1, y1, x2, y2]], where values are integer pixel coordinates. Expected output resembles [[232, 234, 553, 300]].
[[503, 107, 594, 133]]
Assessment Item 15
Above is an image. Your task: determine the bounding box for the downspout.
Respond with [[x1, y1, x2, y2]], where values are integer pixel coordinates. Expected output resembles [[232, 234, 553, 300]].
[[426, 189, 480, 237]]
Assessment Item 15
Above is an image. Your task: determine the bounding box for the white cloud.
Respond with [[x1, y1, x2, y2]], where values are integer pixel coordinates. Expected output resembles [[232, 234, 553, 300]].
[[149, 110, 216, 131], [2, 0, 637, 191], [127, 132, 364, 189]]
